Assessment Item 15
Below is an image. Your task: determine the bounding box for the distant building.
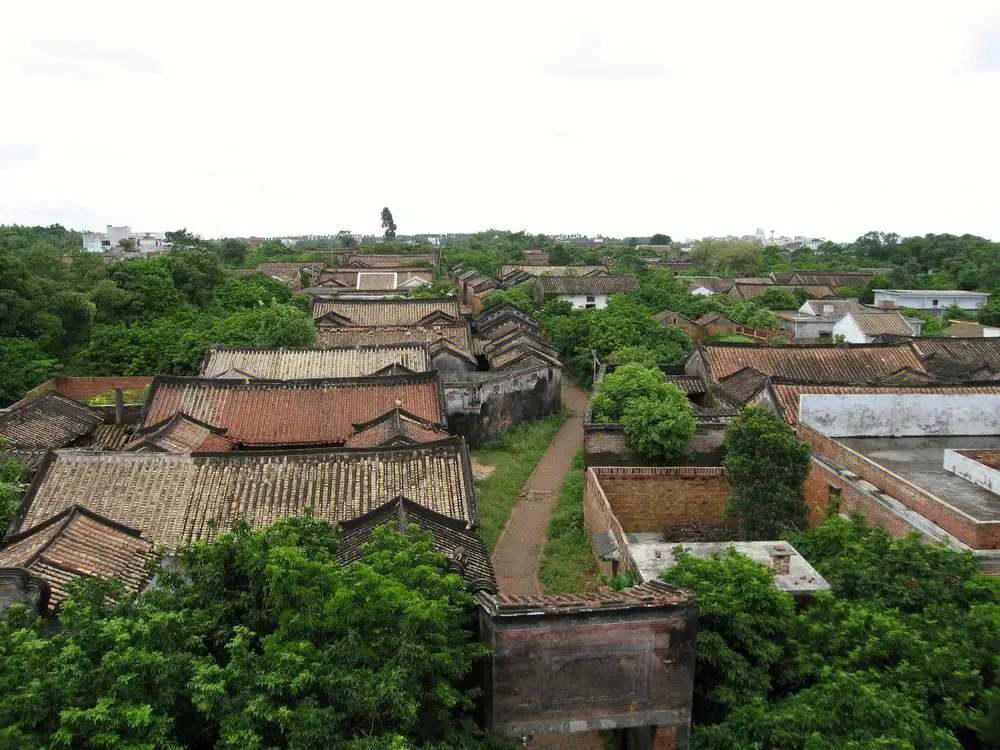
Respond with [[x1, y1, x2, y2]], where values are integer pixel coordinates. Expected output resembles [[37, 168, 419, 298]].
[[943, 320, 1000, 338], [533, 275, 638, 309], [82, 225, 168, 256], [873, 289, 989, 314], [833, 311, 920, 343]]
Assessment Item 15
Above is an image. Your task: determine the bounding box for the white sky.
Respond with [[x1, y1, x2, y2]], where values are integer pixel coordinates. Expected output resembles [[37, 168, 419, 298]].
[[2, 1, 999, 242]]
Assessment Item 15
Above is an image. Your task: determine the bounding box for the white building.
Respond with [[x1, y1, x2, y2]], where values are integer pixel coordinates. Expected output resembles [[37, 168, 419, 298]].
[[873, 289, 990, 314], [82, 226, 168, 256], [532, 275, 639, 309], [833, 311, 920, 343]]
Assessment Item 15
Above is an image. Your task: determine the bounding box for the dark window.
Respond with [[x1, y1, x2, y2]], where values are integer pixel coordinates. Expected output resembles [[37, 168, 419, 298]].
[[932, 299, 939, 306], [586, 295, 596, 302]]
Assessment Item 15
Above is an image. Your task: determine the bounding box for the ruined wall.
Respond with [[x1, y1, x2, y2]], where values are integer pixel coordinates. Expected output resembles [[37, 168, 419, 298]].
[[584, 410, 726, 468], [444, 365, 562, 447], [800, 393, 1000, 437], [11, 377, 153, 409], [477, 585, 697, 744], [798, 423, 1000, 550]]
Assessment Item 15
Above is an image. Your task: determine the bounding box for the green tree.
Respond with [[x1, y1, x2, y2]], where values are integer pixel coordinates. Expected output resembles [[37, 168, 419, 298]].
[[0, 337, 58, 406], [381, 207, 397, 241], [0, 518, 496, 748], [723, 407, 811, 538], [620, 385, 695, 459], [590, 362, 672, 423], [691, 239, 761, 274], [217, 237, 250, 266], [649, 234, 672, 245], [752, 287, 799, 310], [211, 273, 292, 312]]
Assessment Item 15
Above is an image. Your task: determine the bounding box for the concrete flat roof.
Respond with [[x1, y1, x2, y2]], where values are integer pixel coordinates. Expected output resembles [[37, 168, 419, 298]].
[[626, 535, 829, 596], [838, 435, 1000, 522]]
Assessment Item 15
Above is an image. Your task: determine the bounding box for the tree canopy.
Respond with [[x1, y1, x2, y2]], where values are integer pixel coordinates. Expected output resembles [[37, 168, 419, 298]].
[[0, 517, 503, 749]]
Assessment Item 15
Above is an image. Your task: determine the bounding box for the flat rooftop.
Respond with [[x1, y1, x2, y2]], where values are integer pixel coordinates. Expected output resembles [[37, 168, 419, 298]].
[[838, 435, 1000, 522], [626, 535, 829, 596]]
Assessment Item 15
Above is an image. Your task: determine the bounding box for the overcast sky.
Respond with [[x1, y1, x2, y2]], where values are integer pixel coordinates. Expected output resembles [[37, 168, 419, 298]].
[[2, 1, 999, 241]]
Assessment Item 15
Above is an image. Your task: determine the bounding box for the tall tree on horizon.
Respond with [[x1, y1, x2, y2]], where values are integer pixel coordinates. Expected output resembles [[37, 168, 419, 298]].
[[381, 207, 397, 240]]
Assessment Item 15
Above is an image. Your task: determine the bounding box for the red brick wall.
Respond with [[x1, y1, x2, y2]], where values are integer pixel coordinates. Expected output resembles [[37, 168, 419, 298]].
[[594, 467, 731, 533], [803, 461, 920, 539], [798, 423, 1000, 549], [12, 377, 153, 408]]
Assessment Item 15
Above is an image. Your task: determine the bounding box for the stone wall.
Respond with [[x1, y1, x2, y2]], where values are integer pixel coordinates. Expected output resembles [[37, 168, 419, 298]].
[[443, 364, 562, 447]]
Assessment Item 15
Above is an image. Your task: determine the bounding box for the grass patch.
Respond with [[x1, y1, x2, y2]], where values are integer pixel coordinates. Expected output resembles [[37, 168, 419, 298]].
[[539, 449, 598, 594], [86, 386, 149, 405], [473, 410, 568, 551]]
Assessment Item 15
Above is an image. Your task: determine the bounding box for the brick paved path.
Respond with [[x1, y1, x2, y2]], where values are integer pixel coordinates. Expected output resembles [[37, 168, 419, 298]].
[[491, 384, 591, 595]]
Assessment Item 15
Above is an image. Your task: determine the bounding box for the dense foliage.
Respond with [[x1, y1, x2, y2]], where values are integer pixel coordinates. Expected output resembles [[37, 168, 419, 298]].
[[723, 407, 812, 538], [662, 516, 1000, 749], [0, 517, 503, 749]]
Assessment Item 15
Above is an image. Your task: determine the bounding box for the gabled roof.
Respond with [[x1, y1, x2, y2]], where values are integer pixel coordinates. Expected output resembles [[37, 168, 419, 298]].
[[356, 271, 398, 290], [473, 304, 541, 336], [728, 283, 835, 300], [534, 275, 639, 295], [713, 366, 772, 405], [920, 352, 991, 380], [336, 497, 496, 593], [694, 342, 927, 382], [788, 271, 877, 287], [125, 413, 233, 453], [344, 407, 450, 448], [0, 505, 155, 612], [498, 265, 607, 282], [909, 338, 1000, 373], [843, 311, 914, 337], [140, 372, 445, 447], [800, 298, 866, 318], [681, 276, 736, 294], [0, 392, 103, 450], [654, 309, 697, 326], [12, 439, 476, 546], [316, 324, 474, 354], [311, 297, 461, 325], [200, 344, 431, 379], [694, 311, 738, 326], [488, 342, 562, 370], [665, 375, 706, 395]]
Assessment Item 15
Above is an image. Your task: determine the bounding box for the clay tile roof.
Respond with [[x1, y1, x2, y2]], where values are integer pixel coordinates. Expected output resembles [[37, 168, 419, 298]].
[[311, 298, 460, 326], [789, 271, 875, 287], [498, 265, 607, 281], [771, 380, 1000, 424], [534, 275, 638, 296], [78, 424, 135, 451], [694, 312, 737, 326], [336, 497, 496, 593], [140, 372, 444, 447], [713, 366, 771, 404], [200, 344, 431, 379], [12, 439, 475, 546], [479, 580, 693, 616], [697, 342, 927, 382], [801, 298, 866, 317], [665, 375, 707, 395], [488, 343, 562, 370], [356, 271, 398, 290], [344, 407, 450, 448], [682, 277, 736, 293], [126, 413, 233, 453], [0, 505, 155, 612], [729, 283, 835, 300], [845, 311, 915, 336], [0, 392, 103, 450], [316, 325, 474, 356], [909, 338, 1000, 373]]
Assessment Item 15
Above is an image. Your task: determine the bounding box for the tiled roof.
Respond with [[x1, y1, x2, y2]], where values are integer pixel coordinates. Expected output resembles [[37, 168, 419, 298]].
[[846, 311, 915, 336], [0, 392, 103, 450], [729, 283, 835, 300], [694, 312, 738, 326], [920, 353, 991, 380], [311, 298, 460, 325], [0, 447, 46, 471], [713, 366, 771, 404], [909, 338, 1000, 373], [356, 271, 398, 290], [534, 275, 639, 295], [665, 375, 707, 395], [344, 408, 450, 448], [200, 344, 431, 379], [498, 265, 607, 281], [348, 253, 438, 268], [473, 304, 541, 336], [335, 497, 496, 593], [771, 380, 1000, 423], [682, 277, 736, 293], [696, 342, 927, 382], [257, 262, 325, 273], [126, 413, 233, 453], [316, 325, 473, 355], [79, 424, 135, 451], [0, 505, 155, 612], [789, 271, 876, 287], [478, 580, 693, 616], [314, 268, 434, 289], [488, 342, 561, 370], [655, 310, 697, 326], [11, 438, 476, 546], [140, 373, 444, 447]]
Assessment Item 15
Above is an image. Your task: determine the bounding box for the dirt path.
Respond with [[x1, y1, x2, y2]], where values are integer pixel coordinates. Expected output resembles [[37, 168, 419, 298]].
[[491, 383, 590, 595]]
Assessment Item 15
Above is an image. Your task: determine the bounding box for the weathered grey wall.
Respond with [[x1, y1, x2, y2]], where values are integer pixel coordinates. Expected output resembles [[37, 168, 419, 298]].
[[444, 365, 562, 447], [944, 450, 1000, 495], [800, 394, 1000, 437]]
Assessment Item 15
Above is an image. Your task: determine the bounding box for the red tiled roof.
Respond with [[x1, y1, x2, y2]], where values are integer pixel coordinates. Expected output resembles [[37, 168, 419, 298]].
[[344, 408, 450, 448], [0, 505, 155, 612], [772, 381, 1000, 423], [696, 342, 927, 382], [140, 373, 444, 447], [126, 413, 233, 453]]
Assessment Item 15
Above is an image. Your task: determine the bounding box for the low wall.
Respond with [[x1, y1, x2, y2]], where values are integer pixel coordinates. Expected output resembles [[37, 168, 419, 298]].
[[800, 393, 1000, 437], [584, 411, 726, 468], [444, 365, 562, 447], [797, 423, 1000, 550], [12, 377, 153, 409], [944, 450, 1000, 496]]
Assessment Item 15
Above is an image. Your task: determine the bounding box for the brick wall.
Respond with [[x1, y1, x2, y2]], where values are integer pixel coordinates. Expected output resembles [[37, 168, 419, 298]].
[[584, 469, 632, 576], [587, 467, 732, 535], [12, 377, 153, 408], [803, 461, 919, 538], [583, 420, 726, 468], [798, 423, 1000, 549]]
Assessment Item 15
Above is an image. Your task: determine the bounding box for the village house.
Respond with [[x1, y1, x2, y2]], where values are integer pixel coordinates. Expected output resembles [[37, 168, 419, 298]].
[[199, 343, 432, 379], [873, 289, 990, 314], [532, 275, 639, 309], [498, 264, 607, 286], [942, 319, 1000, 338], [832, 310, 919, 342]]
